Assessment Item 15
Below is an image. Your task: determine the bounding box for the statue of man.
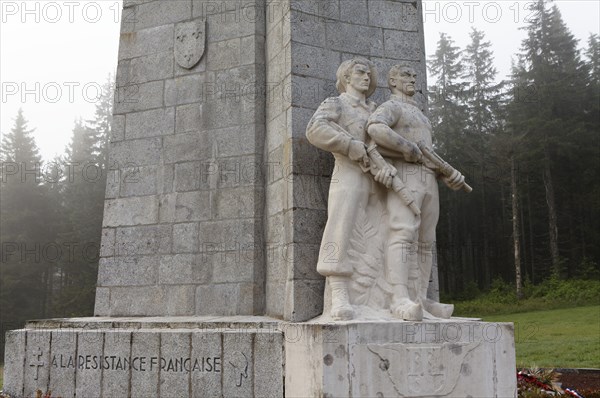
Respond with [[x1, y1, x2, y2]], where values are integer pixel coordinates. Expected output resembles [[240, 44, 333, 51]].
[[367, 65, 463, 321], [306, 58, 378, 320]]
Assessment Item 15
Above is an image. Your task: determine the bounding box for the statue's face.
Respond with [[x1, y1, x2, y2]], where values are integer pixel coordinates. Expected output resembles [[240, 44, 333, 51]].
[[347, 63, 371, 94], [395, 68, 417, 96]]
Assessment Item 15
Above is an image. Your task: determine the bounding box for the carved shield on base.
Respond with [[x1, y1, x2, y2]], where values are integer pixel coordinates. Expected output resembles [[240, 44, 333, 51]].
[[175, 18, 206, 69]]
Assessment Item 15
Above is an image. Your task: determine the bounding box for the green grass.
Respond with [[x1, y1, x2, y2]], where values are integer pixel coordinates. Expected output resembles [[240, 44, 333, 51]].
[[484, 305, 600, 369], [450, 279, 600, 317]]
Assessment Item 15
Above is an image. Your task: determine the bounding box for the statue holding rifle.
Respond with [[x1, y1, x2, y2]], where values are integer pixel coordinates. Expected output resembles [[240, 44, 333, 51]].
[[307, 60, 471, 321], [306, 57, 379, 321], [367, 64, 469, 321]]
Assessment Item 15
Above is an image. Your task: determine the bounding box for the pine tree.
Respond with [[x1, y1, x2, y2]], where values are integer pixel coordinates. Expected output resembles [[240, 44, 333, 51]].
[[53, 77, 113, 316], [0, 110, 56, 337], [510, 0, 591, 277], [428, 33, 468, 158], [460, 28, 505, 288], [586, 34, 599, 86], [428, 33, 471, 293]]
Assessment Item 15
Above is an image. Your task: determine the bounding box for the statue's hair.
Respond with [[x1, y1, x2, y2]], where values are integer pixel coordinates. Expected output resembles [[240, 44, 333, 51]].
[[335, 58, 378, 97], [388, 64, 417, 86]]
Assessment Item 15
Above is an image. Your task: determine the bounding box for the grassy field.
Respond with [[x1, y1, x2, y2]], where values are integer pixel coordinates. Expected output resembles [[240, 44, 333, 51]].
[[485, 305, 600, 369]]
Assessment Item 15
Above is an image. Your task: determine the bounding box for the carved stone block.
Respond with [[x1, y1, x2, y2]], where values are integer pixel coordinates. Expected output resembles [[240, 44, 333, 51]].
[[285, 320, 517, 397]]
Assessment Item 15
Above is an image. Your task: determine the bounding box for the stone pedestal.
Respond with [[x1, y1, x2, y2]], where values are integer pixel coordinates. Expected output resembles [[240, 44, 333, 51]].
[[3, 317, 284, 398], [286, 319, 517, 397], [4, 317, 516, 397]]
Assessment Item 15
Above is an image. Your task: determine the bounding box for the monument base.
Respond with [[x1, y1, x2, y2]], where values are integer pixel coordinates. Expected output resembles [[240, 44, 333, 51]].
[[287, 318, 517, 397], [3, 317, 516, 397], [3, 317, 284, 398]]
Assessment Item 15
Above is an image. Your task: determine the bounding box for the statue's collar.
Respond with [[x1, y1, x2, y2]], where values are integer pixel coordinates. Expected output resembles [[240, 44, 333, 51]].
[[341, 92, 371, 110], [390, 94, 419, 108]]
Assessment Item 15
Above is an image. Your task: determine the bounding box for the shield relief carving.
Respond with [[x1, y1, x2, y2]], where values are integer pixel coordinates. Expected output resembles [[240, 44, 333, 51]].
[[175, 18, 206, 69]]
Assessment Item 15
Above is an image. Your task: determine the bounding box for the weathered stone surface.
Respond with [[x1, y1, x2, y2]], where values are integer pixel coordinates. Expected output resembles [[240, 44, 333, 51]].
[[130, 332, 160, 398], [191, 331, 222, 396], [163, 131, 210, 163], [339, 0, 368, 24], [135, 0, 192, 30], [241, 35, 265, 66], [23, 330, 51, 397], [202, 10, 261, 41], [174, 161, 205, 192], [100, 228, 116, 257], [126, 108, 175, 140], [175, 103, 203, 134], [101, 331, 132, 397], [108, 137, 162, 167], [286, 320, 517, 398], [75, 329, 103, 397], [325, 21, 384, 57], [207, 38, 241, 71], [175, 191, 211, 222], [164, 285, 197, 315], [204, 248, 256, 283], [291, 43, 341, 80], [94, 287, 110, 316], [368, 0, 420, 31], [290, 12, 326, 47], [290, 0, 339, 18], [115, 224, 172, 255], [4, 317, 514, 398], [214, 186, 261, 219], [49, 330, 77, 398], [195, 283, 255, 315], [159, 254, 210, 284], [120, 165, 159, 197], [118, 24, 174, 60], [114, 80, 164, 114], [5, 318, 290, 397], [223, 332, 253, 397], [164, 74, 205, 107], [106, 286, 166, 316], [254, 331, 284, 397], [2, 331, 25, 397], [284, 279, 325, 322], [126, 51, 174, 83], [198, 218, 258, 249], [98, 256, 158, 286], [159, 332, 191, 397], [111, 115, 126, 142], [172, 223, 199, 252], [210, 124, 263, 158], [383, 30, 423, 60]]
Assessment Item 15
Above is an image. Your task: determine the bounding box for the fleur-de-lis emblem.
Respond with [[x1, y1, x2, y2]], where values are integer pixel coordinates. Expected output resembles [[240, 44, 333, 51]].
[[174, 18, 206, 69]]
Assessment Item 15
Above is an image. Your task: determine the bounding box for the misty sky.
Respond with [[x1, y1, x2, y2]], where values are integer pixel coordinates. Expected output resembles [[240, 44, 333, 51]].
[[1, 0, 598, 160]]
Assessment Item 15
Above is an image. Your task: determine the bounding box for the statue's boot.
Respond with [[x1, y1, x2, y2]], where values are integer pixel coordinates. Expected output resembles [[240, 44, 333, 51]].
[[329, 276, 354, 320], [416, 242, 453, 319], [391, 284, 423, 321], [386, 241, 422, 320], [421, 298, 454, 319]]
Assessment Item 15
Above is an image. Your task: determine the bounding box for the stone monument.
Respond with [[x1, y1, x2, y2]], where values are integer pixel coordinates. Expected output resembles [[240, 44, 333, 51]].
[[3, 1, 517, 397]]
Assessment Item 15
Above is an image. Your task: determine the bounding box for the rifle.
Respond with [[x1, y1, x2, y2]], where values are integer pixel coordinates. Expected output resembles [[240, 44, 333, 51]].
[[366, 144, 421, 216], [416, 142, 473, 193], [328, 122, 421, 216]]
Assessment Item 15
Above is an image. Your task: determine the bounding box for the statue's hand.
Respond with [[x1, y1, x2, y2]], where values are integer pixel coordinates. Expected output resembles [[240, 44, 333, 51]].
[[402, 142, 423, 163], [348, 140, 369, 166], [442, 171, 464, 191], [374, 165, 397, 188]]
